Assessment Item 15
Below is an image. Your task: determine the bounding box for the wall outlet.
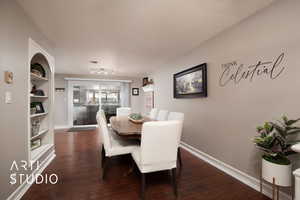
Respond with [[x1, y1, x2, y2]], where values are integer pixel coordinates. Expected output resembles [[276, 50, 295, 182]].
[[5, 91, 12, 104]]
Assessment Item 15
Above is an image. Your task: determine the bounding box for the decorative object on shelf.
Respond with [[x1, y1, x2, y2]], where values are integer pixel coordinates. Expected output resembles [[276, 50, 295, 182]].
[[55, 88, 65, 92], [31, 138, 41, 150], [4, 71, 13, 84], [31, 85, 45, 96], [253, 115, 300, 200], [31, 85, 37, 94], [31, 63, 46, 78], [173, 63, 207, 98], [30, 107, 37, 115], [31, 119, 41, 137], [148, 79, 154, 84], [132, 88, 139, 96], [31, 102, 45, 114], [128, 113, 144, 124], [142, 77, 154, 92], [142, 77, 149, 86], [35, 89, 45, 96]]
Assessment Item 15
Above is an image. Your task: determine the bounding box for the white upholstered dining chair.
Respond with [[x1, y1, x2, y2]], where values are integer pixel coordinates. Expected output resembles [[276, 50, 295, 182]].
[[149, 108, 158, 120], [131, 121, 182, 199], [116, 107, 132, 117], [97, 110, 139, 180], [156, 109, 169, 121], [168, 112, 185, 168]]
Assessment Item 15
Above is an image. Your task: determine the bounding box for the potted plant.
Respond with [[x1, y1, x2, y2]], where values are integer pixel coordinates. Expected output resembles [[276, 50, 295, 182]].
[[253, 115, 300, 186]]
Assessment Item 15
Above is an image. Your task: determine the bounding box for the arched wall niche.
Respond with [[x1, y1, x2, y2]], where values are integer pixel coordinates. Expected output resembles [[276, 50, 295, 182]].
[[30, 53, 51, 79], [28, 38, 55, 164]]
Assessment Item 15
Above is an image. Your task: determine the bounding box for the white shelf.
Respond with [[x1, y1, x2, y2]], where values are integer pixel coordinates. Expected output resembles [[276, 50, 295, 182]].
[[30, 112, 48, 118], [30, 73, 48, 81], [30, 94, 48, 99], [31, 144, 53, 162], [31, 129, 49, 140]]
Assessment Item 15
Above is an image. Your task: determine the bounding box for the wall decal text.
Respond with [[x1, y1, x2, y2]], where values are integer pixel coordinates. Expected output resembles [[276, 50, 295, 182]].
[[219, 53, 285, 87]]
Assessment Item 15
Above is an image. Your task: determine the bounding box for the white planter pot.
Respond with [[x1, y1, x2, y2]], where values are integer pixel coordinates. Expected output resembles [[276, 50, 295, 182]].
[[294, 168, 300, 200], [262, 158, 292, 187]]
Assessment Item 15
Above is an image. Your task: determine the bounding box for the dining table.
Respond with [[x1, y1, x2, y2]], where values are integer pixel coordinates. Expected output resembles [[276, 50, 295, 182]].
[[109, 116, 153, 139]]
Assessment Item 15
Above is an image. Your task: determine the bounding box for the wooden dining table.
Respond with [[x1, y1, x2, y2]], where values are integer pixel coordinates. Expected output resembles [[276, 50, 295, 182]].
[[110, 116, 153, 139]]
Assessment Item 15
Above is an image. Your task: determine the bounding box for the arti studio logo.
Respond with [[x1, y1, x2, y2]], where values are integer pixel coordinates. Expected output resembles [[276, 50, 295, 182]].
[[10, 160, 58, 185], [219, 53, 285, 87]]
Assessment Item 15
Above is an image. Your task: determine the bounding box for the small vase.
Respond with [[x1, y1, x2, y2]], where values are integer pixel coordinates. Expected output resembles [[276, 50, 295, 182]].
[[262, 158, 292, 187]]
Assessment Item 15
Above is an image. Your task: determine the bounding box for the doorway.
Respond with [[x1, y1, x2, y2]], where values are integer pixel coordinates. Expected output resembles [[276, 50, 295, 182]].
[[67, 79, 130, 127]]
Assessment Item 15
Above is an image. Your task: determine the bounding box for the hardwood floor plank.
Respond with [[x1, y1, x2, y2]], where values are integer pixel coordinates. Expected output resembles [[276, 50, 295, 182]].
[[21, 129, 270, 200]]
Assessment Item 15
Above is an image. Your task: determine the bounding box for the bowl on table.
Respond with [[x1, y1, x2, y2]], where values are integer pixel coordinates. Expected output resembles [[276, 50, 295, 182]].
[[128, 113, 144, 124]]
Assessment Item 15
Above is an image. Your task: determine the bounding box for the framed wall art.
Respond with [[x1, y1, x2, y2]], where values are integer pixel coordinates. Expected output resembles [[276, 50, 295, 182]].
[[132, 88, 139, 96], [173, 63, 207, 98]]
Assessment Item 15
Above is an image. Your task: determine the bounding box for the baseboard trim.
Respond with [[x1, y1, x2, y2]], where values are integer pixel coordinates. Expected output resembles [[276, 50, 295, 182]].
[[180, 141, 292, 200], [54, 125, 70, 130], [6, 150, 56, 200]]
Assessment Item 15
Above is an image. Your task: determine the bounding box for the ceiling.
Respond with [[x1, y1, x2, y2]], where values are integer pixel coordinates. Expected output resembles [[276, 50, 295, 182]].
[[18, 0, 275, 77]]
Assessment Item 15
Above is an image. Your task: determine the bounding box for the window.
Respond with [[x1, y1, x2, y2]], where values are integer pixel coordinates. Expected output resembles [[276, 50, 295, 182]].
[[101, 90, 120, 104]]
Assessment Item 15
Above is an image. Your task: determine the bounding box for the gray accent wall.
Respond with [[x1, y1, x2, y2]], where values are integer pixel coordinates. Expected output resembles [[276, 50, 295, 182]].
[[0, 0, 54, 199], [151, 0, 300, 182]]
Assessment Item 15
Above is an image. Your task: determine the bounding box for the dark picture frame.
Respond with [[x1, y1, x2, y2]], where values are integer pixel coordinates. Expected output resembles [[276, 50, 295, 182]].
[[31, 102, 45, 114], [173, 63, 207, 98], [132, 88, 139, 96], [31, 138, 41, 150]]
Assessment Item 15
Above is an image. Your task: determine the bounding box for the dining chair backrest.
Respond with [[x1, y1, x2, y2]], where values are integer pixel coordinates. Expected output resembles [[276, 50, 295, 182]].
[[96, 111, 102, 141], [167, 112, 184, 143], [117, 107, 132, 117], [149, 108, 158, 119], [167, 112, 184, 122], [97, 110, 111, 150], [140, 121, 182, 165], [156, 110, 169, 121]]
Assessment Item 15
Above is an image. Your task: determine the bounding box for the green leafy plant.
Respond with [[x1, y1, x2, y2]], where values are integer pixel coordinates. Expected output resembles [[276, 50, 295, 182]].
[[253, 115, 300, 165], [129, 113, 143, 120]]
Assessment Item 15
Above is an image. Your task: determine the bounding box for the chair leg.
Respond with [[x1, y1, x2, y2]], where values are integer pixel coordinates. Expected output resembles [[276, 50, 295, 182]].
[[178, 148, 182, 168], [101, 144, 105, 167], [102, 156, 110, 180], [171, 168, 178, 197], [141, 173, 146, 200]]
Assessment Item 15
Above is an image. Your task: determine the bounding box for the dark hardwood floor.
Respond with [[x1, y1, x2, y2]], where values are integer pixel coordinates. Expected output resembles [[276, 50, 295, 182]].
[[22, 129, 270, 200]]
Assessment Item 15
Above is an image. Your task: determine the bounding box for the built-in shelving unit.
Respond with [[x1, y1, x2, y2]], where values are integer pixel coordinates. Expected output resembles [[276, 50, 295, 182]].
[[30, 112, 48, 118], [31, 144, 53, 163], [31, 129, 49, 140], [28, 39, 55, 163]]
